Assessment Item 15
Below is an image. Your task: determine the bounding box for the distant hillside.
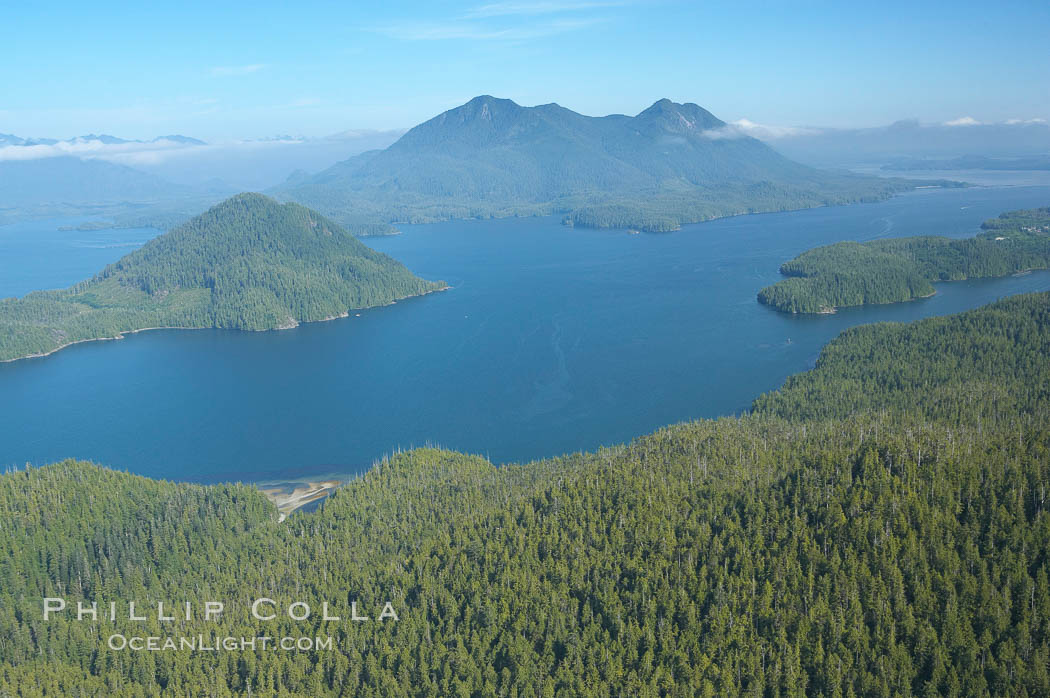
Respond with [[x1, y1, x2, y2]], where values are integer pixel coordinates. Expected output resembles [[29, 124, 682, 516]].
[[0, 193, 445, 362], [767, 119, 1050, 167], [0, 156, 191, 208], [151, 134, 207, 145], [0, 133, 224, 224], [0, 133, 31, 146], [276, 96, 922, 232]]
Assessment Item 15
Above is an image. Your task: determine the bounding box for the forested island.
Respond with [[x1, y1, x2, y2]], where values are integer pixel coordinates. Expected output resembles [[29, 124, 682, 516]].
[[758, 206, 1050, 313], [3, 291, 1049, 695], [275, 96, 944, 233], [0, 193, 444, 362]]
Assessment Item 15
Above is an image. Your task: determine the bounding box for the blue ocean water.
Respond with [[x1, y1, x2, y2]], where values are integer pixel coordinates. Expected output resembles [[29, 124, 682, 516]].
[[1, 184, 1048, 482]]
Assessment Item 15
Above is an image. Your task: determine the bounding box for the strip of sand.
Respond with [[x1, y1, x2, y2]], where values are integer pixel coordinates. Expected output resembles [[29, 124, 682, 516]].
[[259, 479, 343, 522]]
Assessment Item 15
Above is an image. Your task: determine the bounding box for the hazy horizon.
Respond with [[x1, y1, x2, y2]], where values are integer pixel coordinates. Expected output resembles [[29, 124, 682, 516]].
[[4, 0, 1048, 141], [3, 95, 1049, 144]]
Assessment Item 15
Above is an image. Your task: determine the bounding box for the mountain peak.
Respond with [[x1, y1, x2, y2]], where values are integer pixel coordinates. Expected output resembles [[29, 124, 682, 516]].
[[646, 98, 676, 110], [224, 191, 273, 207], [636, 99, 726, 131], [466, 94, 509, 105], [394, 95, 528, 148], [457, 95, 523, 119]]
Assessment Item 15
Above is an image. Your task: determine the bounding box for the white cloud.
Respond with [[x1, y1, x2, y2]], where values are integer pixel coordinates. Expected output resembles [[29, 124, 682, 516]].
[[209, 64, 266, 77], [0, 137, 202, 163], [698, 125, 744, 140], [944, 116, 981, 127], [0, 132, 404, 166], [704, 119, 819, 141], [1004, 117, 1048, 125]]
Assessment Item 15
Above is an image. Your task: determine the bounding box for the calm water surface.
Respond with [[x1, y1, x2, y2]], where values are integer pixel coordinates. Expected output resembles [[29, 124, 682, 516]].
[[2, 184, 1049, 482]]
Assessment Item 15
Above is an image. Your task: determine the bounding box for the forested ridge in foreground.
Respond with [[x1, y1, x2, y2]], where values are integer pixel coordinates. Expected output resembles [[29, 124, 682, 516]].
[[2, 292, 1049, 695], [0, 193, 444, 362], [757, 206, 1050, 313]]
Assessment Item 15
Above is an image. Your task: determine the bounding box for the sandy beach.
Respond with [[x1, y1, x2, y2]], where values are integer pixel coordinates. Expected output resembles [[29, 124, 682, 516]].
[[259, 479, 343, 522]]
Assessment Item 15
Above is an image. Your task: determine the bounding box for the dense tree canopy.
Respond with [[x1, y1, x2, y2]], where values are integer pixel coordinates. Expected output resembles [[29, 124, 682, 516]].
[[2, 291, 1050, 695], [758, 207, 1050, 313], [753, 291, 1050, 424]]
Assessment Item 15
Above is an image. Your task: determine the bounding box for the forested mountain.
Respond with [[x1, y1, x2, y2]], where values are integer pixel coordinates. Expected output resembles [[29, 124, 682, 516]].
[[0, 193, 445, 362], [758, 206, 1050, 313], [3, 291, 1050, 695], [275, 96, 921, 232]]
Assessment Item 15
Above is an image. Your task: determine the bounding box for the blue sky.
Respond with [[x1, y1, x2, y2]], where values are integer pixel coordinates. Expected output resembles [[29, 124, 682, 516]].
[[2, 0, 1048, 140]]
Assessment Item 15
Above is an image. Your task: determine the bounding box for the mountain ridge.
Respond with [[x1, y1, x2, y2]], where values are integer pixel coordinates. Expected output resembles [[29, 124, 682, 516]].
[[276, 96, 923, 231], [0, 133, 207, 147]]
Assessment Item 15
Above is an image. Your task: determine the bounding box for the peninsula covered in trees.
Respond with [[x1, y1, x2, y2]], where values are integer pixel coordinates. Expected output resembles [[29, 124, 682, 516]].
[[2, 291, 1049, 695], [758, 206, 1050, 313], [0, 193, 445, 362], [275, 96, 937, 233]]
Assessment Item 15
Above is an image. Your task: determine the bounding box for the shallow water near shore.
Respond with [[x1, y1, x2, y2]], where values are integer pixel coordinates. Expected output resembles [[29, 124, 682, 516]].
[[1, 183, 1049, 483]]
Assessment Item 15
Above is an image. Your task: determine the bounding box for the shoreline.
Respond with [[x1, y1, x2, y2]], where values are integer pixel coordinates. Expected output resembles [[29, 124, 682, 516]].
[[777, 288, 942, 315], [769, 266, 1050, 316], [563, 182, 957, 233], [0, 325, 210, 364], [385, 181, 949, 234], [0, 284, 450, 365]]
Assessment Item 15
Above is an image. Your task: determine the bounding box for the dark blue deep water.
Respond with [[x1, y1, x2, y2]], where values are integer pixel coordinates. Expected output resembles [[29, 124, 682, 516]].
[[2, 184, 1049, 483]]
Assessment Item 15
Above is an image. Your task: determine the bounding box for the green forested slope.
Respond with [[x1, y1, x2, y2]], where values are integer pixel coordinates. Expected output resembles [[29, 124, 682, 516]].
[[2, 293, 1050, 695], [757, 207, 1050, 313], [0, 193, 444, 362], [753, 291, 1050, 423]]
